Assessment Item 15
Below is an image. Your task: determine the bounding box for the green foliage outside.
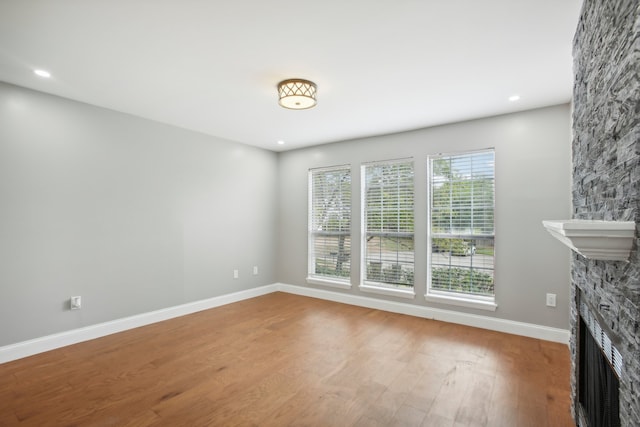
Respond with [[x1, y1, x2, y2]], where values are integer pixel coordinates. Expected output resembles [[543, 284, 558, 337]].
[[312, 154, 494, 293], [430, 153, 495, 296], [432, 237, 472, 256], [474, 247, 494, 256], [431, 156, 494, 235], [312, 170, 351, 233], [364, 162, 414, 233], [381, 236, 414, 252], [363, 162, 415, 288], [315, 260, 350, 278], [367, 262, 414, 287], [431, 267, 494, 296]]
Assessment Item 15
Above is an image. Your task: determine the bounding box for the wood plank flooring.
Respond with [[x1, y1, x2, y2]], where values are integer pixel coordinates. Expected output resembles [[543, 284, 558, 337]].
[[0, 292, 574, 426]]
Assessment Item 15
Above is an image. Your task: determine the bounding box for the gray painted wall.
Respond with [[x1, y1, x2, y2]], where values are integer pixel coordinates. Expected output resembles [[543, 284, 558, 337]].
[[0, 82, 278, 346], [0, 81, 573, 348], [277, 104, 572, 329]]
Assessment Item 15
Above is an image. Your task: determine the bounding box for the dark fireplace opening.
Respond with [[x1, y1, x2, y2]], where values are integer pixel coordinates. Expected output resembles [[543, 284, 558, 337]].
[[579, 316, 621, 427]]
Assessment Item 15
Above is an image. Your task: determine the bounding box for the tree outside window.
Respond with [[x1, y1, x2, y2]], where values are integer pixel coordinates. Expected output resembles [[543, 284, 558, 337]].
[[429, 151, 495, 298], [362, 160, 414, 288], [308, 166, 351, 282]]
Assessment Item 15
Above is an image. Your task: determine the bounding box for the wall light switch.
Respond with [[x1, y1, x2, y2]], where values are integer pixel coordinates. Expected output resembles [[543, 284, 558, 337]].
[[70, 296, 82, 310], [233, 269, 239, 279], [253, 266, 258, 275]]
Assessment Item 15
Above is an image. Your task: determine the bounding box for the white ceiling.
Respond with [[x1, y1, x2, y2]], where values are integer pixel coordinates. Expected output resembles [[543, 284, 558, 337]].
[[0, 0, 582, 152]]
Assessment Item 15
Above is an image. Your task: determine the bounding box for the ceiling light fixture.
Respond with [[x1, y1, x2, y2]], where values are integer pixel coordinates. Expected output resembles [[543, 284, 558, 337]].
[[33, 69, 51, 78], [277, 140, 285, 145], [277, 79, 317, 110], [508, 95, 521, 102]]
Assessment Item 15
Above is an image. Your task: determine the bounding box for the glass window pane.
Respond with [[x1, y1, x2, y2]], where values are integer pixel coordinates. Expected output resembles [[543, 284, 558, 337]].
[[429, 151, 495, 298], [309, 166, 351, 281], [363, 160, 414, 288]]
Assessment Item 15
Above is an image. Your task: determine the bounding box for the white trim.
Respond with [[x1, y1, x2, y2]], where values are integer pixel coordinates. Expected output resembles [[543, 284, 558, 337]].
[[425, 292, 497, 311], [542, 219, 636, 261], [0, 282, 569, 364], [308, 164, 352, 173], [0, 285, 277, 364], [276, 283, 568, 344], [306, 276, 352, 289], [359, 283, 415, 299]]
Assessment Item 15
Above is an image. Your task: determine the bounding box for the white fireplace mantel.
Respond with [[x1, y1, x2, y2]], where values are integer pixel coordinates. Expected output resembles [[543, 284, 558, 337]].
[[542, 220, 636, 261]]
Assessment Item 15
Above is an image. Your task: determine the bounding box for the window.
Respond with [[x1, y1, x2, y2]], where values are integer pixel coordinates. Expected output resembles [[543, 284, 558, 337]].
[[428, 150, 495, 306], [308, 165, 351, 286], [362, 160, 414, 293]]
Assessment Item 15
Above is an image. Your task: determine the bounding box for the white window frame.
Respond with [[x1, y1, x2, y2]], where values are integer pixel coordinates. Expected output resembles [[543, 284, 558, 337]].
[[360, 159, 415, 299], [425, 149, 497, 311], [307, 165, 352, 289]]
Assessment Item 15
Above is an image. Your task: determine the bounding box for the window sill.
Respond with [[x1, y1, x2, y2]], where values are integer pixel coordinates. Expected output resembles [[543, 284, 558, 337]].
[[306, 276, 352, 290], [424, 292, 497, 311], [359, 283, 416, 299]]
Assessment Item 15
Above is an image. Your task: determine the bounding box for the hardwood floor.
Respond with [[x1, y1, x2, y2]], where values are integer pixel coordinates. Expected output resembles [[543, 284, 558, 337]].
[[0, 292, 574, 426]]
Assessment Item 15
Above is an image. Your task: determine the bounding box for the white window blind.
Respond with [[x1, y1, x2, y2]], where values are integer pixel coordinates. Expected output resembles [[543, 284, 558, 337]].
[[362, 160, 414, 288], [429, 150, 495, 297], [308, 166, 351, 282]]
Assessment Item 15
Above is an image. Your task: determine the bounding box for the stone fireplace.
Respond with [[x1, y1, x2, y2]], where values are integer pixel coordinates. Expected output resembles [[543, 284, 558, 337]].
[[571, 1, 639, 426]]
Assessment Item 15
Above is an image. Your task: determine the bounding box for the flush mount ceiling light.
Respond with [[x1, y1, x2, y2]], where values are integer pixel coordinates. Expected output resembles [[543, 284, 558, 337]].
[[277, 79, 317, 110]]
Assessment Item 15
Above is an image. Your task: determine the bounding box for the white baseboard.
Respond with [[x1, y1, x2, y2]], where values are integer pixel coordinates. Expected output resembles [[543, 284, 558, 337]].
[[275, 283, 570, 344], [0, 284, 277, 364], [0, 282, 568, 364]]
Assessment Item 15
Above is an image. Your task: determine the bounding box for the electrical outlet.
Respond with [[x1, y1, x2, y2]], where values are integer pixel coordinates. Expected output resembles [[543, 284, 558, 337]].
[[253, 266, 258, 275], [70, 296, 82, 310], [233, 269, 239, 279], [546, 293, 556, 307]]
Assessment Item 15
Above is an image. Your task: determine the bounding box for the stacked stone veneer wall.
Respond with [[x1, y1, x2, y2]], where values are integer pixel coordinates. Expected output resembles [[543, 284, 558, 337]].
[[571, 1, 640, 426]]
